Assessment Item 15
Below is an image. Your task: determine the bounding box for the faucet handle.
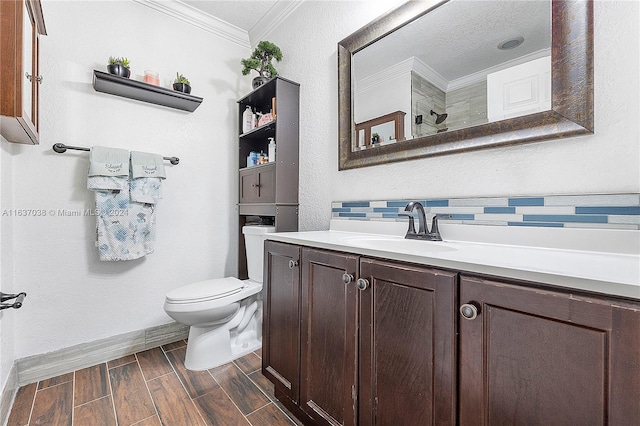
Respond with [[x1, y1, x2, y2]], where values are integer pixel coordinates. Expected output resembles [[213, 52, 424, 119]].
[[429, 214, 452, 240], [398, 211, 416, 235]]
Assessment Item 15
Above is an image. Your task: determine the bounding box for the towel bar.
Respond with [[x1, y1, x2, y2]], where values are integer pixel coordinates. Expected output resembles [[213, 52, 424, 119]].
[[52, 143, 180, 165], [0, 292, 27, 310]]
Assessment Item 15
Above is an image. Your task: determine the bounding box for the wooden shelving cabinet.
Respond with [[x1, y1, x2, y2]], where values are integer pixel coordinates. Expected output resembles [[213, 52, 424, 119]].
[[0, 0, 47, 144], [237, 77, 299, 278]]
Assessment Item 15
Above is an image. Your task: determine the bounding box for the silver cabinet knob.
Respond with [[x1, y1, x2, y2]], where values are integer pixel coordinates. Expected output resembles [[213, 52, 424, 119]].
[[288, 259, 298, 269], [356, 278, 369, 291], [342, 273, 354, 284], [460, 303, 480, 320]]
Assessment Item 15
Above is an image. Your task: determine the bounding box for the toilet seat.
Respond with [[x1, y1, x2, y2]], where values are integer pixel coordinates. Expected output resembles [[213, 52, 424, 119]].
[[166, 277, 244, 304]]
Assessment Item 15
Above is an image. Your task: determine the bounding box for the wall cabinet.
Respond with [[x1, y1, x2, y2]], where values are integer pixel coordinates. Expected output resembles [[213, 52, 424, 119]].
[[239, 163, 276, 204], [237, 78, 299, 278], [264, 241, 640, 425], [0, 0, 47, 145]]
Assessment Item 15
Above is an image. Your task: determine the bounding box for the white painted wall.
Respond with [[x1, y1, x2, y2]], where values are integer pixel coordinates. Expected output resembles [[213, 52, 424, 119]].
[[0, 137, 17, 398], [8, 0, 251, 361], [264, 0, 640, 232]]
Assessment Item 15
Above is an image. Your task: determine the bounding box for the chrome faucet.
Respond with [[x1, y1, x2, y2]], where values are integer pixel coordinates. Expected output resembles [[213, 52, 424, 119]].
[[398, 201, 451, 241]]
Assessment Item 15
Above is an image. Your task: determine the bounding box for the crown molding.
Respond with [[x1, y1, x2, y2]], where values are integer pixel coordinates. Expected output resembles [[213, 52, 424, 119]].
[[131, 0, 251, 48], [248, 1, 305, 47], [355, 57, 448, 95], [447, 48, 551, 91]]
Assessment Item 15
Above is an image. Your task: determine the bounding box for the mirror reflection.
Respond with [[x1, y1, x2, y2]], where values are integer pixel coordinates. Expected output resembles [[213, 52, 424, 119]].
[[352, 0, 551, 151]]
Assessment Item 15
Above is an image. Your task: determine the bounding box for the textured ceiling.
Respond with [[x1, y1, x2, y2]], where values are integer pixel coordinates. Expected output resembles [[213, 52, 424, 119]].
[[354, 0, 551, 85], [182, 0, 278, 31]]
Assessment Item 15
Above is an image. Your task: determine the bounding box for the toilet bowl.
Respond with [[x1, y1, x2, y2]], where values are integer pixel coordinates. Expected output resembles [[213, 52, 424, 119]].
[[164, 225, 275, 370]]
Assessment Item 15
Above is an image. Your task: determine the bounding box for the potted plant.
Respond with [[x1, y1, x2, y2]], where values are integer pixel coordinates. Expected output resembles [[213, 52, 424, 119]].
[[107, 56, 130, 78], [173, 73, 191, 94], [241, 41, 283, 89], [371, 133, 380, 144]]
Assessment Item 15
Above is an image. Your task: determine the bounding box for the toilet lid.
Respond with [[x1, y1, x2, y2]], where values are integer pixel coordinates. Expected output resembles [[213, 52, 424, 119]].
[[166, 277, 244, 303]]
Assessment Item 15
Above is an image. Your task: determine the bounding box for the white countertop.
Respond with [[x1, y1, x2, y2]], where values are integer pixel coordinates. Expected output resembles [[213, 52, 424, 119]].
[[265, 221, 640, 300]]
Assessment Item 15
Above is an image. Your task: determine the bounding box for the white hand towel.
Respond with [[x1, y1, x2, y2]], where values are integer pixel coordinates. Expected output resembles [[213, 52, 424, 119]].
[[88, 146, 130, 177], [131, 151, 166, 179]]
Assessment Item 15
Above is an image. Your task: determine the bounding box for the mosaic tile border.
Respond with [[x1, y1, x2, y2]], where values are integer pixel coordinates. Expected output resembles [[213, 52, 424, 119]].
[[332, 194, 640, 230]]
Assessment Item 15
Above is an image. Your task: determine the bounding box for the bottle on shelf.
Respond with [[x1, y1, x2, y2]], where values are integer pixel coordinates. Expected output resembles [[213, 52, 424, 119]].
[[242, 105, 253, 133], [268, 137, 276, 162]]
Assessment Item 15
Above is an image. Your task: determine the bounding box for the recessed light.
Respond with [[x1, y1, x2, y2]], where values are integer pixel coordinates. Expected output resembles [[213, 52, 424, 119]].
[[498, 36, 524, 50]]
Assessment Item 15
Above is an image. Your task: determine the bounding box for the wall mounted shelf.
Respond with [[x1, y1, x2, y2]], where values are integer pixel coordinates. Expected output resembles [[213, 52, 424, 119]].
[[92, 70, 203, 112]]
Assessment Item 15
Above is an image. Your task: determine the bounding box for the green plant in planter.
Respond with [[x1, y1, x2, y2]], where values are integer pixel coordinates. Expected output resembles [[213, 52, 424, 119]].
[[173, 72, 192, 94], [241, 41, 283, 88], [174, 73, 190, 86], [107, 56, 131, 78], [372, 133, 380, 144], [108, 56, 130, 68]]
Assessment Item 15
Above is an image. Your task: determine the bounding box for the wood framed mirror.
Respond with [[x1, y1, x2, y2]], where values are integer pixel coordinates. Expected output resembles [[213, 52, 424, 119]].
[[338, 0, 593, 170]]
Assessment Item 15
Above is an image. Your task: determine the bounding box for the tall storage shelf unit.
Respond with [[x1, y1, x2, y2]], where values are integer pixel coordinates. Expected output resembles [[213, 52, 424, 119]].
[[237, 77, 299, 278]]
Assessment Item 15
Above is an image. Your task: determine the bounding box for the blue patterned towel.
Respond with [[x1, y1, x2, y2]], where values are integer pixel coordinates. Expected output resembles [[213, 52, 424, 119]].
[[87, 147, 161, 261], [94, 181, 156, 261], [130, 151, 164, 204]]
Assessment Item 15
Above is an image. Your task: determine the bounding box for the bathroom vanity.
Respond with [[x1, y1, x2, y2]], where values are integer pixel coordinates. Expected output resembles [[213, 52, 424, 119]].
[[261, 223, 640, 425]]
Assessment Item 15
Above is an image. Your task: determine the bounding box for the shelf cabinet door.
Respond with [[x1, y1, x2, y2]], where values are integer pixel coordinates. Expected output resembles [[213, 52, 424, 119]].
[[300, 247, 359, 426], [262, 241, 301, 403], [359, 259, 457, 426], [239, 165, 276, 204], [459, 275, 640, 425], [0, 0, 45, 144]]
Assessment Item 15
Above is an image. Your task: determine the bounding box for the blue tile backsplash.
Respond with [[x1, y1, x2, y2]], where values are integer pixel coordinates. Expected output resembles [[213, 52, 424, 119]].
[[332, 194, 640, 230]]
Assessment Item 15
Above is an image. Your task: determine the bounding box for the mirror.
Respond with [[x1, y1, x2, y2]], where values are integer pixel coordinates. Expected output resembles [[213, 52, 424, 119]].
[[338, 0, 593, 170]]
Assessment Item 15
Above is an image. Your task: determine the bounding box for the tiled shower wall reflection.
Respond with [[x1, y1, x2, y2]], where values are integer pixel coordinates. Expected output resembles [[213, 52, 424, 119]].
[[332, 194, 640, 230]]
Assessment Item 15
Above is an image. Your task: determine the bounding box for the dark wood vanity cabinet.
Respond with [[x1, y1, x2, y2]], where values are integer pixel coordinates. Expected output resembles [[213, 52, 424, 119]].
[[262, 241, 301, 404], [458, 275, 640, 425], [299, 248, 359, 426], [264, 242, 457, 425], [358, 258, 457, 426], [264, 242, 640, 425]]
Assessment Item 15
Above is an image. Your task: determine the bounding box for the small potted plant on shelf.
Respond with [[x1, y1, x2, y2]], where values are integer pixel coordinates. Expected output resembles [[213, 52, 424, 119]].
[[173, 73, 191, 94], [371, 133, 380, 144], [107, 56, 131, 78], [241, 40, 283, 89]]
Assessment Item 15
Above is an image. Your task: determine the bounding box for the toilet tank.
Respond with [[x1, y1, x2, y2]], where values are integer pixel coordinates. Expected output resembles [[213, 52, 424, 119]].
[[242, 225, 275, 283]]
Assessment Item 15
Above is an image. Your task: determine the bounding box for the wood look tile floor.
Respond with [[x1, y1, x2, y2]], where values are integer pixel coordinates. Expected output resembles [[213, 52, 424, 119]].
[[7, 340, 302, 426]]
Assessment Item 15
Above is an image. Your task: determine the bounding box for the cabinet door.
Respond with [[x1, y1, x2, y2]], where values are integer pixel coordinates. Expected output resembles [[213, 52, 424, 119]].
[[239, 164, 276, 204], [0, 0, 43, 144], [359, 259, 457, 426], [262, 241, 301, 403], [300, 248, 359, 426], [459, 275, 640, 425]]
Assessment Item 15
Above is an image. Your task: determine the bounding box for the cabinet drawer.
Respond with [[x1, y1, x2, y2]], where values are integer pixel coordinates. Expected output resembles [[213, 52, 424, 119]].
[[239, 164, 275, 203]]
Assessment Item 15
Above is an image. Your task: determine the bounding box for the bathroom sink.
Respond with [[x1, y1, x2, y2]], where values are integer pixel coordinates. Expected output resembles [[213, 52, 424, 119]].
[[340, 235, 456, 254]]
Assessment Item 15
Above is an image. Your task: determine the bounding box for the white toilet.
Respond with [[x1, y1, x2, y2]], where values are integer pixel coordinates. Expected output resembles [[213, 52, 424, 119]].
[[164, 225, 275, 371]]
